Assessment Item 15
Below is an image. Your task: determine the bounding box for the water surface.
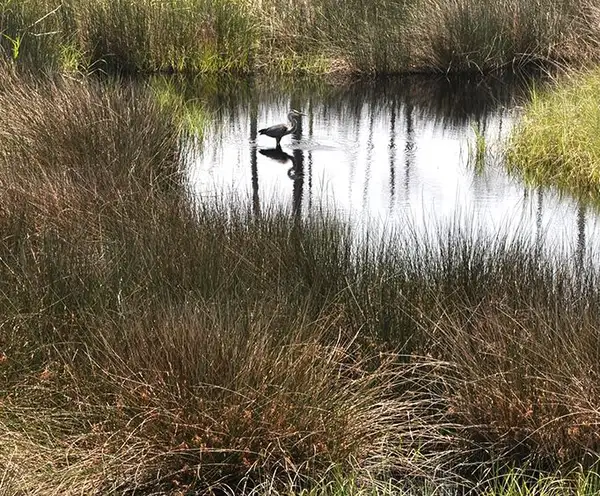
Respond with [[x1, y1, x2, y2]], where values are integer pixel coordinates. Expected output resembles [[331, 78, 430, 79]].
[[185, 75, 600, 260]]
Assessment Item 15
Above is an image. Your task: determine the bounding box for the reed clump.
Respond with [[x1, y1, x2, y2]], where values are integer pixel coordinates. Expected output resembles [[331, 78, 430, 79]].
[[430, 291, 600, 467], [365, 227, 600, 469], [507, 68, 600, 198], [405, 0, 600, 72], [75, 0, 258, 73], [3, 68, 600, 492], [2, 0, 600, 74], [0, 69, 455, 493], [1, 0, 259, 73]]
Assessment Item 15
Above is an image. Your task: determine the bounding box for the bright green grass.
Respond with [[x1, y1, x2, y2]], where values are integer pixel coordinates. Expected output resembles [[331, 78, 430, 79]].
[[507, 68, 600, 198], [151, 75, 210, 136], [479, 468, 600, 496], [203, 468, 600, 495]]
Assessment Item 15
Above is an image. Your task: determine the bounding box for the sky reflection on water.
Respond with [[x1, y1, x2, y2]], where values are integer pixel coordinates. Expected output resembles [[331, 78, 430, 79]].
[[185, 74, 600, 262]]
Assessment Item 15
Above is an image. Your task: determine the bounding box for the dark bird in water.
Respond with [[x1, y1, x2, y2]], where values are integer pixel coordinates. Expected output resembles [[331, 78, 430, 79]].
[[259, 109, 305, 148]]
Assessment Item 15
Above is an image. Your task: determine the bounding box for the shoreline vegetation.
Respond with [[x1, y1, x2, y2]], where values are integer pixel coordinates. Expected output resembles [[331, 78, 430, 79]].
[[507, 67, 600, 200], [1, 70, 600, 494], [2, 0, 600, 494], [0, 0, 599, 75]]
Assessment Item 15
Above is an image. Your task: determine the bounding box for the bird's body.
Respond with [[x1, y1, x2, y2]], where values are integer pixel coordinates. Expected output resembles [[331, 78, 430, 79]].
[[259, 109, 304, 148]]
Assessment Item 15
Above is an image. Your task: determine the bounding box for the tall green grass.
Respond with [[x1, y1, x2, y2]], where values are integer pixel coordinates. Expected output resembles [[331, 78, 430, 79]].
[[1, 0, 259, 73], [0, 0, 68, 69], [406, 0, 600, 72], [1, 0, 599, 74], [75, 0, 258, 73], [252, 0, 414, 74], [507, 68, 600, 198]]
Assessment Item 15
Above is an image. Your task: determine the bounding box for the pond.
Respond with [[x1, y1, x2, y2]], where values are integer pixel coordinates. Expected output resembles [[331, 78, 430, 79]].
[[184, 74, 600, 261]]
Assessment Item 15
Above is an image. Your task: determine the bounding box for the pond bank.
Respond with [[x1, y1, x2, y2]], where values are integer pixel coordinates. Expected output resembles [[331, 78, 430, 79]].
[[2, 0, 600, 75]]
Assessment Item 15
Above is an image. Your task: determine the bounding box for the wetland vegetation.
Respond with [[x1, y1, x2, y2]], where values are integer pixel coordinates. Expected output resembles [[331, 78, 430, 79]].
[[2, 0, 600, 494], [508, 67, 600, 200], [0, 69, 599, 494], [1, 0, 600, 74]]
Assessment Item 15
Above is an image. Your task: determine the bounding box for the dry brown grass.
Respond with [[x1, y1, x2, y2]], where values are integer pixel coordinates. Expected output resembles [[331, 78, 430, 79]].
[[427, 295, 600, 469], [1, 66, 600, 493], [0, 69, 459, 493]]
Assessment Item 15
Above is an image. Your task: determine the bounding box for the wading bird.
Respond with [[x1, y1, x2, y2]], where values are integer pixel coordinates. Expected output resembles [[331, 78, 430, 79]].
[[259, 109, 305, 148]]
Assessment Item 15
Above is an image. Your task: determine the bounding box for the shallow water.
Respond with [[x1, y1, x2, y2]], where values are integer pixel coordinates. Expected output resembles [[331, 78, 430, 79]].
[[185, 74, 600, 261]]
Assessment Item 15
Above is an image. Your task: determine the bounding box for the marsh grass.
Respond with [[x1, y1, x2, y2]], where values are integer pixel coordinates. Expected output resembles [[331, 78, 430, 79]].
[[474, 467, 600, 496], [2, 0, 600, 74], [1, 0, 259, 73], [404, 0, 598, 72], [3, 69, 600, 492], [0, 0, 67, 69], [291, 468, 600, 495], [507, 68, 600, 199], [75, 0, 258, 73], [0, 70, 457, 493], [253, 0, 414, 74]]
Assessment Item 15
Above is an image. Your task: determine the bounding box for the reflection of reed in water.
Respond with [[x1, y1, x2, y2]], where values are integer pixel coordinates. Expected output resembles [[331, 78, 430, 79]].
[[292, 148, 304, 219], [187, 72, 546, 174], [388, 99, 397, 207], [532, 187, 589, 268], [328, 73, 544, 133], [577, 202, 586, 269], [250, 99, 260, 217], [404, 101, 415, 196], [195, 72, 544, 137], [179, 71, 546, 146]]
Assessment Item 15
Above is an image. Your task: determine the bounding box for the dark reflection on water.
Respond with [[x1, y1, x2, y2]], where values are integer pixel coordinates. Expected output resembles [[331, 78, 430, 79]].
[[184, 73, 600, 260]]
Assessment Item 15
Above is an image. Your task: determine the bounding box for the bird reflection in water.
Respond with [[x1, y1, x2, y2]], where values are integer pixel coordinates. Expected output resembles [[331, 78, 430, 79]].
[[254, 109, 307, 219], [259, 147, 299, 180], [258, 147, 305, 219]]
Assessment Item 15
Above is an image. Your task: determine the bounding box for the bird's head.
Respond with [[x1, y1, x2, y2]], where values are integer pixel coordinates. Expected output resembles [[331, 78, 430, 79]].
[[287, 109, 305, 127]]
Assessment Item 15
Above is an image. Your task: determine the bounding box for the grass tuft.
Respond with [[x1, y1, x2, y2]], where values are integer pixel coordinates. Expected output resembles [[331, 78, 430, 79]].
[[507, 68, 600, 199]]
